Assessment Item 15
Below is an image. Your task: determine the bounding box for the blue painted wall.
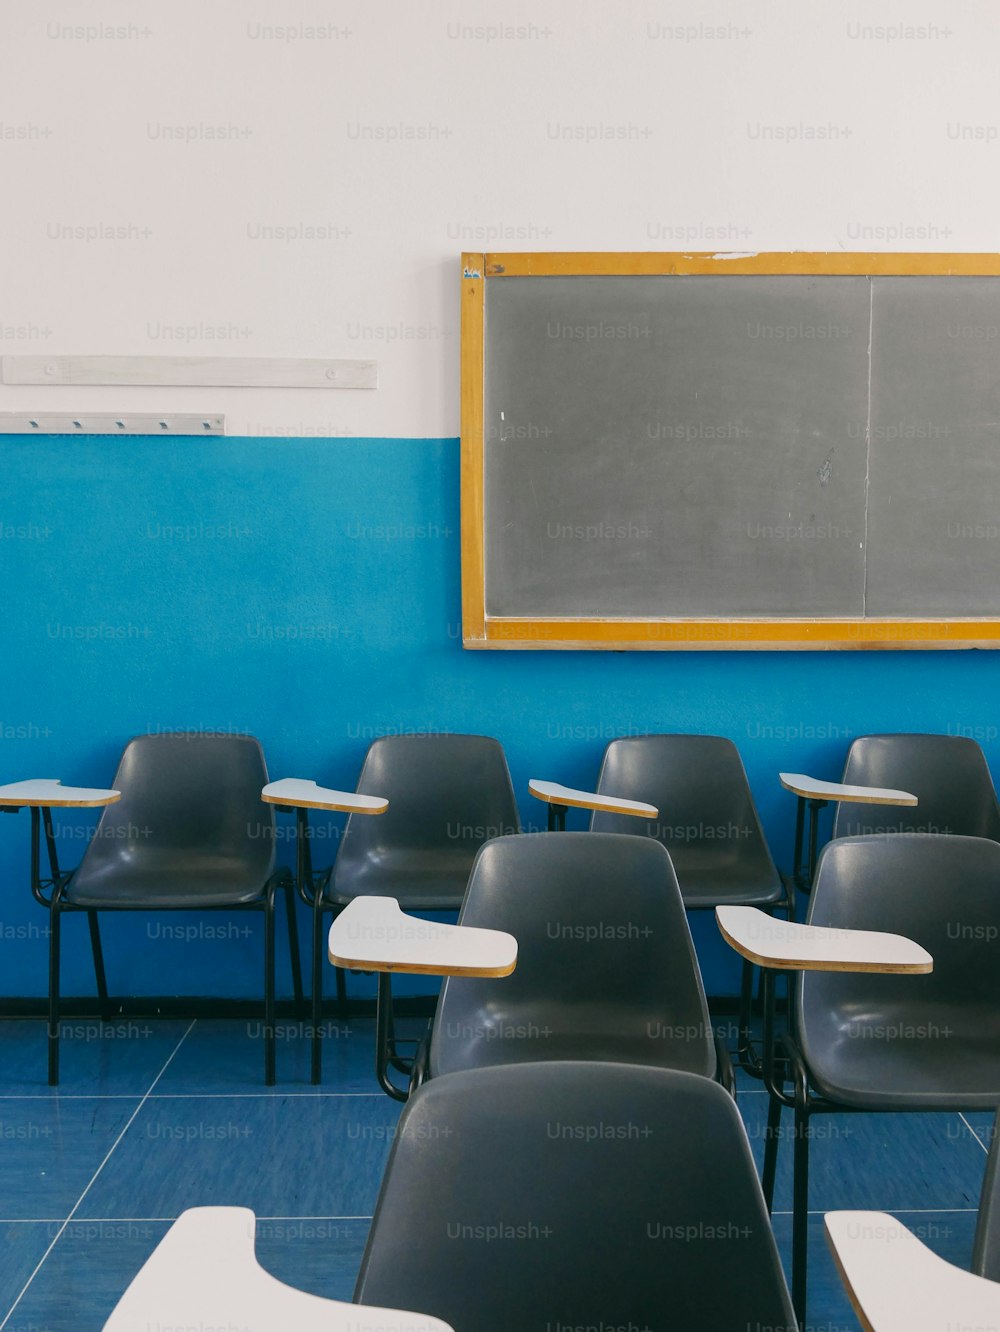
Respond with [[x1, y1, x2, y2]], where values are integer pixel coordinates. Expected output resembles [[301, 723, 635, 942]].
[[2, 434, 999, 1000]]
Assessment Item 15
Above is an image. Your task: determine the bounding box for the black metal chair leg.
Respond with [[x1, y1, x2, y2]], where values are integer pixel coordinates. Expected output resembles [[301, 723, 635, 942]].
[[791, 1101, 811, 1326], [762, 1092, 782, 1212], [311, 895, 325, 1085], [48, 900, 61, 1086], [87, 911, 111, 1020], [283, 883, 304, 1011], [334, 958, 347, 1015], [264, 896, 276, 1086], [737, 957, 762, 1077], [375, 972, 407, 1102]]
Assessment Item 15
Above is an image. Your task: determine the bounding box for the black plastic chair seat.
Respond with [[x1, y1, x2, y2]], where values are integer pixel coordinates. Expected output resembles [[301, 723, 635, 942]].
[[67, 858, 269, 909], [41, 733, 298, 1088], [667, 845, 787, 908], [327, 734, 520, 913], [427, 833, 718, 1082], [591, 735, 785, 910], [798, 833, 1000, 1111], [308, 733, 520, 1085], [325, 849, 475, 910], [802, 1002, 1000, 1109], [431, 997, 716, 1078], [832, 733, 1000, 840], [355, 1062, 796, 1332]]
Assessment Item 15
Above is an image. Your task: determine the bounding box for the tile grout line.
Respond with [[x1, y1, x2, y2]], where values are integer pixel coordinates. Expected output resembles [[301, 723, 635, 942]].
[[959, 1111, 991, 1155], [0, 1214, 376, 1224], [0, 1091, 389, 1100], [771, 1206, 979, 1216], [0, 1019, 198, 1331]]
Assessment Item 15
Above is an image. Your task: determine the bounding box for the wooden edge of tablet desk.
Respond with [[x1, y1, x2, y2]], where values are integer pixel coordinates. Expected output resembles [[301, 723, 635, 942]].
[[715, 906, 934, 974], [527, 778, 657, 818], [779, 772, 919, 806]]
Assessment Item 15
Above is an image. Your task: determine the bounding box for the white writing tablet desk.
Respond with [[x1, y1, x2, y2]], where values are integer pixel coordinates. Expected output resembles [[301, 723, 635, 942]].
[[104, 1205, 455, 1331], [528, 778, 657, 831], [825, 1208, 1000, 1332], [329, 896, 517, 1100], [261, 778, 388, 1084], [0, 779, 122, 897], [716, 902, 933, 1161], [779, 772, 917, 892]]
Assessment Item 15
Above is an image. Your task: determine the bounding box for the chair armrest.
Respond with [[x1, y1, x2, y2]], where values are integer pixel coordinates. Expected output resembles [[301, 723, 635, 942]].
[[0, 779, 120, 809], [825, 1209, 1000, 1332], [779, 772, 918, 806], [716, 905, 933, 973], [528, 778, 657, 818], [329, 897, 517, 978], [104, 1206, 455, 1331], [261, 778, 387, 814]]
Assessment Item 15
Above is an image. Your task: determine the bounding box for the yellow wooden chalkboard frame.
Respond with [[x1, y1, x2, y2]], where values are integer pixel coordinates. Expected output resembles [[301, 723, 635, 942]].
[[460, 251, 1000, 650]]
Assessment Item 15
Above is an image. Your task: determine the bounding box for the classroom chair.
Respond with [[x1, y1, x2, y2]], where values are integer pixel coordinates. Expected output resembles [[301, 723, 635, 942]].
[[781, 733, 1000, 891], [831, 732, 1000, 839], [102, 1067, 797, 1330], [332, 832, 731, 1099], [717, 832, 1000, 1324], [299, 733, 519, 1083], [355, 1061, 797, 1331], [588, 734, 792, 1071], [20, 734, 301, 1086], [102, 1206, 455, 1331]]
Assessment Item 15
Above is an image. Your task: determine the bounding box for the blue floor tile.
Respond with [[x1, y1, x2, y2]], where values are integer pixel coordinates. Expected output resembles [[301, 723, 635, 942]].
[[77, 1093, 402, 1220], [738, 1091, 987, 1212], [153, 1015, 427, 1093], [0, 1013, 992, 1329], [0, 1098, 139, 1221], [0, 1221, 58, 1313], [0, 1018, 192, 1096], [2, 1218, 171, 1330], [255, 1216, 370, 1302]]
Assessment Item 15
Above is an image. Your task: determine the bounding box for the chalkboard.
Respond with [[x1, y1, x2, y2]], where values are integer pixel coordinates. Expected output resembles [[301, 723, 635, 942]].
[[460, 253, 1000, 650], [867, 277, 1000, 616]]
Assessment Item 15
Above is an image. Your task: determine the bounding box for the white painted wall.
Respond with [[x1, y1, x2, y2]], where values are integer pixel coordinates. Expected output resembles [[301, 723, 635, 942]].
[[1, 0, 997, 437]]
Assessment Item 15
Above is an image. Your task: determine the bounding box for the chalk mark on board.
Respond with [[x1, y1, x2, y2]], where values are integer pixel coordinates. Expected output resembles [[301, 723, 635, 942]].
[[817, 449, 834, 486]]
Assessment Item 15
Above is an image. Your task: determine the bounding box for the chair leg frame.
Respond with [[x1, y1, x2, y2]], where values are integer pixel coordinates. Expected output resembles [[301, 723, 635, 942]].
[[758, 965, 848, 1328], [288, 803, 340, 1085], [736, 875, 796, 1080], [47, 885, 64, 1086], [713, 1029, 737, 1098], [375, 972, 409, 1102], [263, 879, 277, 1085], [87, 912, 111, 1018], [310, 890, 327, 1085], [283, 880, 304, 1012], [31, 803, 300, 1087]]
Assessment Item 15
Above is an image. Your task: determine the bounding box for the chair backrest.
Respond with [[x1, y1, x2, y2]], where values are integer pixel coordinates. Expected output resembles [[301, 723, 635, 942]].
[[832, 733, 1000, 840], [428, 832, 716, 1078], [798, 834, 1000, 1068], [331, 734, 519, 887], [590, 733, 780, 884], [79, 733, 275, 879], [973, 1109, 1000, 1281], [356, 1062, 797, 1332]]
